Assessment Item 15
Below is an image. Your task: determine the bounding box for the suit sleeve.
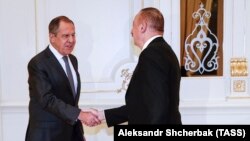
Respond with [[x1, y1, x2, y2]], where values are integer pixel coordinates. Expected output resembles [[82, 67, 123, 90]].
[[104, 105, 128, 127]]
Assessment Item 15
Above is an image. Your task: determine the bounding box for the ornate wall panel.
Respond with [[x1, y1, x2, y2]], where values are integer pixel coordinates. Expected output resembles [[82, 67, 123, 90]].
[[35, 0, 139, 101], [181, 0, 223, 76]]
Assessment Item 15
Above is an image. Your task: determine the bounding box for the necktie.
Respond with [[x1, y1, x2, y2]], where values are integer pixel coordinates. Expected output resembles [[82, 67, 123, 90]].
[[63, 56, 76, 97]]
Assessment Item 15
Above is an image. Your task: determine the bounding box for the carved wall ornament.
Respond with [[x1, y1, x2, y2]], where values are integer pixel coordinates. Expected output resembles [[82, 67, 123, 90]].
[[184, 3, 219, 74], [230, 58, 248, 77], [233, 80, 246, 92], [117, 69, 133, 93]]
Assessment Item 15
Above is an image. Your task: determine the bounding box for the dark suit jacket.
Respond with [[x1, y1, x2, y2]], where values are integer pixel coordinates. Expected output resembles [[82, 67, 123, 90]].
[[25, 47, 84, 141], [105, 37, 182, 126]]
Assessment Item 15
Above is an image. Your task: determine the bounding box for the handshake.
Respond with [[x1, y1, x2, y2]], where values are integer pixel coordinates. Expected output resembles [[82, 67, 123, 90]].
[[77, 108, 105, 127]]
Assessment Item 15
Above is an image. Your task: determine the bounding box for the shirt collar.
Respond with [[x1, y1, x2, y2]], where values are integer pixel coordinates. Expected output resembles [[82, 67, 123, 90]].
[[142, 35, 162, 51], [49, 44, 65, 60]]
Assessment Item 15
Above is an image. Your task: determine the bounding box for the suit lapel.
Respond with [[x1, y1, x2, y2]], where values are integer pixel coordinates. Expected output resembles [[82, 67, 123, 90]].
[[68, 55, 81, 104], [44, 47, 77, 100]]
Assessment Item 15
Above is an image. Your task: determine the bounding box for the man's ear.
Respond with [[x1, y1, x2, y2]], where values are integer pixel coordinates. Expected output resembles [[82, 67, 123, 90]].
[[140, 21, 147, 33], [49, 33, 55, 42]]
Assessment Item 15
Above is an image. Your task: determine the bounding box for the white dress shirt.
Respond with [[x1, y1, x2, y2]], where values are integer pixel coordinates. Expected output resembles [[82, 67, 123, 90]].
[[49, 44, 77, 92]]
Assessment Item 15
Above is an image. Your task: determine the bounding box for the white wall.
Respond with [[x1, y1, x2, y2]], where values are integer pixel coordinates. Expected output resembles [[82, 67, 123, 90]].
[[0, 0, 250, 141]]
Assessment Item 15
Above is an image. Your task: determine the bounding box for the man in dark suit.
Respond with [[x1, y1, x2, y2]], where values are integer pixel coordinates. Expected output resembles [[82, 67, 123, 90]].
[[25, 16, 100, 141], [98, 7, 182, 125]]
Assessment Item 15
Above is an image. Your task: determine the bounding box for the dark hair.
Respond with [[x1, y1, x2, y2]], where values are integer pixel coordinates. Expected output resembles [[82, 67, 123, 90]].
[[139, 7, 164, 32], [48, 16, 74, 35]]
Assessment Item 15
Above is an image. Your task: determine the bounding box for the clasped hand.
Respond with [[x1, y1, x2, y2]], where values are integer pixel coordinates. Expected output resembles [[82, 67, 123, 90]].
[[78, 108, 105, 127]]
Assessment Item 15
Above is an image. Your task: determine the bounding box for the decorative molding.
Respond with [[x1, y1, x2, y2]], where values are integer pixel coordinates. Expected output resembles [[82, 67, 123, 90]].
[[229, 57, 249, 97], [1, 100, 250, 123], [0, 109, 2, 141], [230, 58, 248, 77], [117, 68, 133, 93], [35, 0, 48, 53], [233, 80, 246, 92], [229, 78, 249, 98]]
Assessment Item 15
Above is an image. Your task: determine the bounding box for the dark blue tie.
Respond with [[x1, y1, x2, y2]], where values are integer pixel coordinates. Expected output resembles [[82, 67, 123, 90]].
[[63, 56, 76, 97]]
